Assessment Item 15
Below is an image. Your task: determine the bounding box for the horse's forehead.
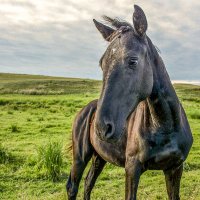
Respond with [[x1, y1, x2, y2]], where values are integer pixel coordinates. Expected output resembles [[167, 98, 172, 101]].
[[110, 33, 141, 52], [122, 34, 141, 49]]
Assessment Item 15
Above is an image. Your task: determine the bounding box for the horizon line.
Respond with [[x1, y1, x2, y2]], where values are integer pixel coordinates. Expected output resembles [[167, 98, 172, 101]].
[[0, 72, 200, 84]]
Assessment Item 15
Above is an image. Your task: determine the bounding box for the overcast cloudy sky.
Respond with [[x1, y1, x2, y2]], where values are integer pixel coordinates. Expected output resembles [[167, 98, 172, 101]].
[[0, 0, 199, 80]]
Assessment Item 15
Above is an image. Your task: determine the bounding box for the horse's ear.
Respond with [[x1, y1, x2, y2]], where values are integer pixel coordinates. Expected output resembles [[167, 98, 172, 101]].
[[133, 5, 148, 37], [93, 19, 115, 41]]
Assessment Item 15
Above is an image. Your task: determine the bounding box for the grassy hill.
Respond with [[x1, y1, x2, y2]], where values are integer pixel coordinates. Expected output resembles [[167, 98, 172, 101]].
[[0, 73, 200, 200], [0, 73, 102, 95]]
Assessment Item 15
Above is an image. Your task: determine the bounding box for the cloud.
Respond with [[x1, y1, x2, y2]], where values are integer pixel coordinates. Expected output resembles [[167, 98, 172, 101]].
[[0, 0, 199, 80]]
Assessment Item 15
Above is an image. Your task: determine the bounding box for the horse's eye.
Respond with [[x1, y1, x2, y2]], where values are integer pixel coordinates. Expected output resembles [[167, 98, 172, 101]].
[[128, 58, 138, 68]]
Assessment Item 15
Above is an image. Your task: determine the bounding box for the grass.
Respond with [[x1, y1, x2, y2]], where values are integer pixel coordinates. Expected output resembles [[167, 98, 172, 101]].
[[0, 145, 11, 164], [0, 73, 101, 95], [0, 73, 200, 199], [37, 141, 63, 182], [10, 124, 20, 133]]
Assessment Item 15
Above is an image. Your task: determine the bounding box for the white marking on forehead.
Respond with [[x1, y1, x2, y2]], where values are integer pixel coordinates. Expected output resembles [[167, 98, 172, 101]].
[[112, 48, 116, 54]]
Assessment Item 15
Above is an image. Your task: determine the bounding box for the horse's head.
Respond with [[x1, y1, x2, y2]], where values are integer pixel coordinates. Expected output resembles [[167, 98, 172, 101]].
[[94, 5, 154, 143]]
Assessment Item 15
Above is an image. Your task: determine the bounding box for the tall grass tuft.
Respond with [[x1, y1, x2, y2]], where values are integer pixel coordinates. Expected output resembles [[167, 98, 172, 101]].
[[10, 124, 20, 132], [190, 112, 200, 120], [0, 145, 11, 164], [37, 141, 63, 182]]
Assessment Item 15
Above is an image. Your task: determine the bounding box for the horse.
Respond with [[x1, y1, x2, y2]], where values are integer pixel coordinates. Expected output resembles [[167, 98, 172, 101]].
[[66, 5, 193, 200]]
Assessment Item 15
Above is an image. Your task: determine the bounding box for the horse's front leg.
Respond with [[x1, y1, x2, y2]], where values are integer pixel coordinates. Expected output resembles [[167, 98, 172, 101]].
[[84, 153, 106, 200], [163, 164, 183, 200], [125, 157, 143, 200]]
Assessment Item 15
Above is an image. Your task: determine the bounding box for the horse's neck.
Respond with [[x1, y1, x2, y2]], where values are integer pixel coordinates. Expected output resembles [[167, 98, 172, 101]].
[[146, 54, 181, 133]]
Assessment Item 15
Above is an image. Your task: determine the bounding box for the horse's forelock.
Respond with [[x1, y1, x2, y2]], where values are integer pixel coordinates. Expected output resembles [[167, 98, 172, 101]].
[[102, 15, 132, 30], [102, 16, 133, 42]]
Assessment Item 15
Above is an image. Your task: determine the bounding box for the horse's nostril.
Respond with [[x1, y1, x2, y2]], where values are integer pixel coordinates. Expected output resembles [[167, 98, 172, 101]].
[[95, 117, 116, 141], [107, 123, 112, 133], [104, 123, 114, 139]]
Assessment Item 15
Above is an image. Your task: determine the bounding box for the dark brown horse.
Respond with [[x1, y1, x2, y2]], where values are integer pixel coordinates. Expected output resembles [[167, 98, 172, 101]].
[[67, 5, 193, 200]]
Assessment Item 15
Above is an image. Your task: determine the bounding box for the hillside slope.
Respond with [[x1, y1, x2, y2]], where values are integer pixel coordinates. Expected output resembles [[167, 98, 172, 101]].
[[0, 73, 102, 95]]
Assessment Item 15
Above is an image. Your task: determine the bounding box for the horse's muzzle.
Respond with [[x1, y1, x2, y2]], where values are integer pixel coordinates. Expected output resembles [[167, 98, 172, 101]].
[[95, 117, 124, 143]]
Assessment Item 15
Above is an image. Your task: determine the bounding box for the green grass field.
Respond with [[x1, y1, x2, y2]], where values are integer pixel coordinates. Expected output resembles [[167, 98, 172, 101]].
[[0, 73, 200, 200]]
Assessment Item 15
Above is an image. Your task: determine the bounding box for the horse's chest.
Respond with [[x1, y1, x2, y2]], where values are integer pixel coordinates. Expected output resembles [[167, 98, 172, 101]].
[[139, 132, 184, 170]]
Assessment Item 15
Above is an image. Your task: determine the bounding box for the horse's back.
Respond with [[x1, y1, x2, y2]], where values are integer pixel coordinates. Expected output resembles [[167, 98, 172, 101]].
[[72, 99, 98, 135], [72, 99, 98, 163]]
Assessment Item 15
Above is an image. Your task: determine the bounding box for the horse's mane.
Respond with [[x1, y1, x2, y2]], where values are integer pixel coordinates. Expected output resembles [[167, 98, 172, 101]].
[[146, 36, 174, 94]]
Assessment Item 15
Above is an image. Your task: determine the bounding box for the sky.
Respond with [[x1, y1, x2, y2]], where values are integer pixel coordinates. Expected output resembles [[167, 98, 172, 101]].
[[0, 0, 199, 80]]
